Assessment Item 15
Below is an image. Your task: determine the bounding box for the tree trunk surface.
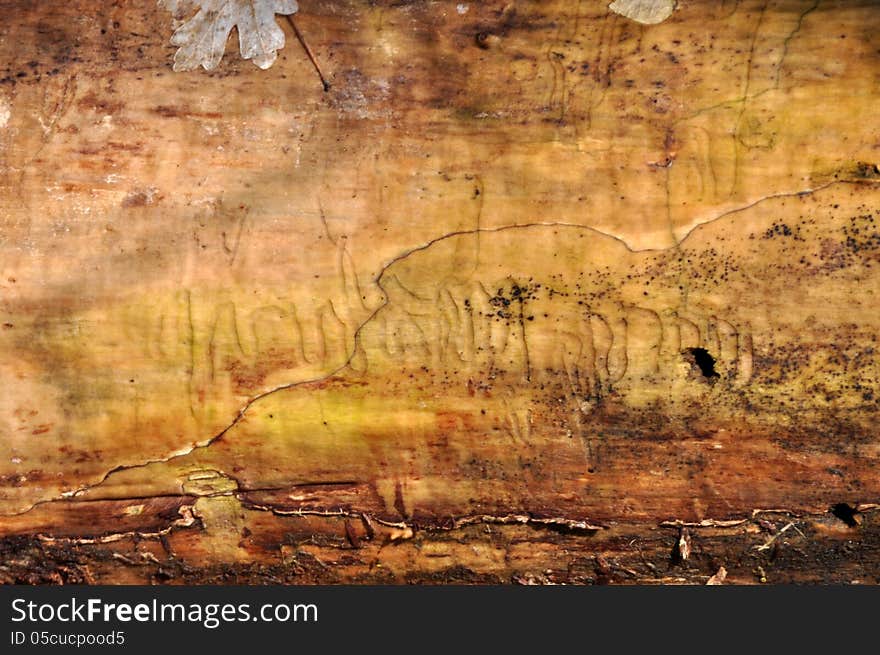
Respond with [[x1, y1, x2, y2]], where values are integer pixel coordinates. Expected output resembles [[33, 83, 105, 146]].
[[1, 0, 879, 584]]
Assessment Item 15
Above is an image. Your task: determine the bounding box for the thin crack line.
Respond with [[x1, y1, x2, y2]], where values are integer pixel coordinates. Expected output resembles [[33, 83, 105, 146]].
[[732, 0, 769, 194], [660, 504, 880, 529], [670, 178, 870, 246], [29, 503, 879, 547], [241, 501, 605, 532], [774, 0, 820, 89]]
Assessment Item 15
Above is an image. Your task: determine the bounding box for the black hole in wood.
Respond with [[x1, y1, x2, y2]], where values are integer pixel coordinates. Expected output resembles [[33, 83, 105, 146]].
[[685, 347, 720, 381], [830, 503, 859, 527]]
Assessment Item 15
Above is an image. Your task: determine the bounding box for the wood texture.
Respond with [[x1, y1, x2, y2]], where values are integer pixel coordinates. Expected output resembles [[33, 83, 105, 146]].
[[1, 0, 879, 584]]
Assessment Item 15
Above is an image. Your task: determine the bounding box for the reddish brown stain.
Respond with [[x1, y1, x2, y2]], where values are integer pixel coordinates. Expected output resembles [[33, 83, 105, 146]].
[[153, 105, 222, 119], [393, 482, 408, 519], [76, 92, 125, 114]]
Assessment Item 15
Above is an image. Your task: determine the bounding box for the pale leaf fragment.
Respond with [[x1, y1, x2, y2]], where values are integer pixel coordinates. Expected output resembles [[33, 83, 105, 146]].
[[159, 0, 299, 72], [608, 0, 675, 25], [389, 526, 414, 542], [676, 527, 691, 561], [706, 566, 727, 585]]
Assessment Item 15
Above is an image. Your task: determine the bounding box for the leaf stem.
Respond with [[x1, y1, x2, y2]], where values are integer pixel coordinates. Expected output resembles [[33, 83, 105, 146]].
[[286, 15, 330, 92]]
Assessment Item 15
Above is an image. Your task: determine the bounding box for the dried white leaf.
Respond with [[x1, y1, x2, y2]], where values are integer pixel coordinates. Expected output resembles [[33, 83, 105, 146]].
[[159, 0, 299, 72], [609, 0, 675, 25]]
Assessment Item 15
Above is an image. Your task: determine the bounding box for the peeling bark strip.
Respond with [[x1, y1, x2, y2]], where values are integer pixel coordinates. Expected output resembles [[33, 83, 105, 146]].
[[1, 0, 879, 584], [2, 507, 878, 584]]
